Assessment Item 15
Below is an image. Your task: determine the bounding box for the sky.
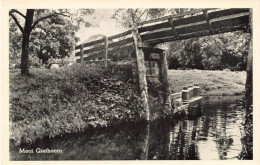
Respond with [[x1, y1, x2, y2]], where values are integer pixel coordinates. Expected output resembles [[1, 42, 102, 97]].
[[76, 9, 126, 43]]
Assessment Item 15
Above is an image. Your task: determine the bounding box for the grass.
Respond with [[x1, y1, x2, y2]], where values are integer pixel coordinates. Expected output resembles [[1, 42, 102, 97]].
[[9, 64, 149, 146], [167, 69, 246, 96], [9, 66, 246, 146]]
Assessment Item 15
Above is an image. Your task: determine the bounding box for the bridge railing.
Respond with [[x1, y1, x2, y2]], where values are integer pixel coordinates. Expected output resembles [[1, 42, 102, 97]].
[[75, 30, 133, 63], [75, 8, 250, 63]]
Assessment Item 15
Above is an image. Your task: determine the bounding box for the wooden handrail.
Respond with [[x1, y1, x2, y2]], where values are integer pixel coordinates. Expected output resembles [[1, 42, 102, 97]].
[[75, 8, 249, 59]]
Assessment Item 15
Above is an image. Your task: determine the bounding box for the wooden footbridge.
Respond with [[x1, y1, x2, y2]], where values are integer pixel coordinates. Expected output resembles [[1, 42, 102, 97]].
[[74, 8, 251, 121]]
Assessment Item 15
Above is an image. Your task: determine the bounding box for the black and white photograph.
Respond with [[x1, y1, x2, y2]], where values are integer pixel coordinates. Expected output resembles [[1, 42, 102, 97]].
[[1, 0, 259, 163]]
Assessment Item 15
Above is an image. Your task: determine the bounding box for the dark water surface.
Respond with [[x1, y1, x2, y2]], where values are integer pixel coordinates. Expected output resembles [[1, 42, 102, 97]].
[[10, 96, 245, 160]]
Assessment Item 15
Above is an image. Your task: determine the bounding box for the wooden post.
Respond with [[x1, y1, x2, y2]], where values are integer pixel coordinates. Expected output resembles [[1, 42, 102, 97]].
[[168, 17, 179, 38], [131, 22, 150, 121], [160, 52, 170, 106], [80, 44, 84, 63], [245, 9, 253, 112], [104, 36, 108, 67], [203, 9, 213, 33]]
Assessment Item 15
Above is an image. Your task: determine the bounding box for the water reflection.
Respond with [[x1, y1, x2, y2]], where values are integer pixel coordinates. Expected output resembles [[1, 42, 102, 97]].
[[10, 96, 244, 160]]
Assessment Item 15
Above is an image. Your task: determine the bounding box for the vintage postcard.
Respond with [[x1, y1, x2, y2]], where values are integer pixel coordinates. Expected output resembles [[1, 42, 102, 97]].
[[1, 0, 260, 164]]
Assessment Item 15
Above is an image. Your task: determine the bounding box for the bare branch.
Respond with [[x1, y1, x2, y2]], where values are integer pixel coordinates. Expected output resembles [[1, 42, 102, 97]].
[[133, 9, 138, 16], [136, 9, 148, 23], [10, 9, 26, 19], [9, 13, 24, 33], [143, 11, 149, 23]]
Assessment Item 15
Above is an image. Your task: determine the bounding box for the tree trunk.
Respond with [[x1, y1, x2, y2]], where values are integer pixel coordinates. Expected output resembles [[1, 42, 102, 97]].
[[20, 9, 34, 75], [245, 9, 253, 112]]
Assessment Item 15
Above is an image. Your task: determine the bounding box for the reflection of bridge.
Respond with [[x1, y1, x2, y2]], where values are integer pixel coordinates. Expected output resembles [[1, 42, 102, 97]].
[[75, 9, 251, 121]]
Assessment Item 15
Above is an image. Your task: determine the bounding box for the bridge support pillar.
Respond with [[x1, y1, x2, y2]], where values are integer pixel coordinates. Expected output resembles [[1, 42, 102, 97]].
[[159, 50, 170, 106], [136, 46, 171, 110], [131, 23, 150, 121]]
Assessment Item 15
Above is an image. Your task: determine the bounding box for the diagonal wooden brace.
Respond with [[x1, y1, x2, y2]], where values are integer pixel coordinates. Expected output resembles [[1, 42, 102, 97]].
[[203, 9, 214, 34]]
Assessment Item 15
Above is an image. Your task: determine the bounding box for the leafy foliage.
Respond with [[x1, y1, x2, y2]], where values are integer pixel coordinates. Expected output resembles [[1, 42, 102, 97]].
[[9, 9, 94, 74], [166, 31, 250, 71], [29, 15, 80, 65]]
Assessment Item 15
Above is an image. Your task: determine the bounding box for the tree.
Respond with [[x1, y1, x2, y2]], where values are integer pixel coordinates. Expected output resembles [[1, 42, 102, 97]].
[[165, 40, 184, 69], [9, 9, 94, 75], [29, 16, 80, 65], [200, 36, 222, 70], [165, 31, 249, 71]]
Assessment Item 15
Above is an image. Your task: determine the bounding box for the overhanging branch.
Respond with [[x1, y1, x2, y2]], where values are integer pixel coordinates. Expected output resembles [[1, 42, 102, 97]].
[[9, 13, 24, 33], [10, 9, 26, 19]]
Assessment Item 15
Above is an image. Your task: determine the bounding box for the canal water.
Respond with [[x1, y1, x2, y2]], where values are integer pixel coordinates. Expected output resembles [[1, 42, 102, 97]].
[[10, 96, 246, 160]]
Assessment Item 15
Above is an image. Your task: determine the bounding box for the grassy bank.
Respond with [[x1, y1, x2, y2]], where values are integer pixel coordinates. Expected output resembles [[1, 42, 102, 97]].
[[168, 69, 246, 95], [9, 66, 246, 146], [10, 64, 158, 146]]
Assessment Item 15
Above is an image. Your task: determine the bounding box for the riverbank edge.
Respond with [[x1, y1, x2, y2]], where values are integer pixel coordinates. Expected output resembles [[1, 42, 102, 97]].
[[9, 66, 247, 147], [9, 94, 246, 148]]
